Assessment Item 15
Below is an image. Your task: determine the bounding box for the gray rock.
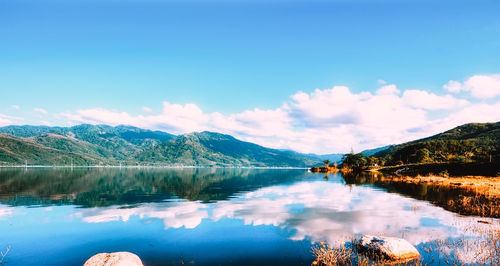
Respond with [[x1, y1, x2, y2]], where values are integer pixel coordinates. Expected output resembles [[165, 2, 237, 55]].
[[357, 235, 420, 262], [84, 252, 144, 266]]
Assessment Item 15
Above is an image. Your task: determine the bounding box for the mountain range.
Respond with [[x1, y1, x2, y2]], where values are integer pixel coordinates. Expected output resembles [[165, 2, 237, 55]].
[[1, 122, 497, 167], [0, 124, 320, 167]]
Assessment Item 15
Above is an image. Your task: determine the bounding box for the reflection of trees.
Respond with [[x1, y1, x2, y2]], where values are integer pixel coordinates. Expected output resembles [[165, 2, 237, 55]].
[[341, 172, 498, 217], [0, 168, 308, 207], [342, 172, 460, 201]]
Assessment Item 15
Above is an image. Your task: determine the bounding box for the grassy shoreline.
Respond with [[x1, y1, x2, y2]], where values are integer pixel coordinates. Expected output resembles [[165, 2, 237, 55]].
[[309, 162, 500, 217], [376, 162, 500, 177], [340, 168, 500, 218], [376, 174, 499, 217]]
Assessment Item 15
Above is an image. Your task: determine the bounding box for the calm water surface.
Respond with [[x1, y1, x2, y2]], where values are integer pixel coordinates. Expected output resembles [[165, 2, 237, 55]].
[[0, 168, 497, 265]]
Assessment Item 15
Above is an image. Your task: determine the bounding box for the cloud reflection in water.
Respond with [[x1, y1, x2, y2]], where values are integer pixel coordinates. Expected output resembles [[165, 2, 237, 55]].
[[75, 180, 498, 247], [77, 201, 208, 229], [0, 206, 13, 219]]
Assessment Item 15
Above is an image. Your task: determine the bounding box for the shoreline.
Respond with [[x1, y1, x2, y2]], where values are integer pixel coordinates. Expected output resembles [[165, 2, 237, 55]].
[[376, 162, 500, 178], [378, 174, 500, 195], [342, 171, 500, 218], [308, 162, 500, 218], [0, 165, 310, 170], [379, 174, 500, 217]]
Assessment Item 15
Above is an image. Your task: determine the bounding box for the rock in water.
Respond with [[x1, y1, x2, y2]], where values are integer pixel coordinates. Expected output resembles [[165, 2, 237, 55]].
[[357, 235, 420, 262], [84, 252, 144, 266]]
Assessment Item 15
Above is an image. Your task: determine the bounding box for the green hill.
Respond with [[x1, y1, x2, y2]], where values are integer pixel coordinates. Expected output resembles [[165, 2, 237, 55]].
[[0, 124, 175, 161], [0, 125, 64, 137], [360, 145, 392, 157], [28, 133, 113, 162], [373, 122, 500, 165], [0, 125, 320, 167], [135, 131, 319, 167], [64, 124, 174, 157], [0, 134, 98, 165]]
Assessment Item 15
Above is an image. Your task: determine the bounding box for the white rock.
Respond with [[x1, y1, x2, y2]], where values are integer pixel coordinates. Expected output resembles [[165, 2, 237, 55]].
[[84, 252, 144, 266], [357, 235, 420, 262]]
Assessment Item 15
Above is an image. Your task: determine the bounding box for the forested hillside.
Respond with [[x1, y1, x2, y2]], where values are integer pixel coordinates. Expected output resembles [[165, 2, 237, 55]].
[[342, 122, 499, 167], [0, 124, 320, 167]]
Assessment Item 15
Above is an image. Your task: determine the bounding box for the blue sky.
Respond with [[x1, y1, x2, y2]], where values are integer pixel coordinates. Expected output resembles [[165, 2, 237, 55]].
[[1, 0, 500, 153]]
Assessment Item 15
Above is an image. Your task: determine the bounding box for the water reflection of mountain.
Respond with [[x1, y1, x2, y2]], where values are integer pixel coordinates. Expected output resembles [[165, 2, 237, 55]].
[[0, 168, 309, 207]]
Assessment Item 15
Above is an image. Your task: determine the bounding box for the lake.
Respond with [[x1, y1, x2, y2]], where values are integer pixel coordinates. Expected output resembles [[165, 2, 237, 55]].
[[0, 168, 498, 265]]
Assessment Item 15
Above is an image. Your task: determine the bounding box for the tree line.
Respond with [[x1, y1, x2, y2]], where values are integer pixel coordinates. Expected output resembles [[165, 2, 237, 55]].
[[340, 139, 498, 169]]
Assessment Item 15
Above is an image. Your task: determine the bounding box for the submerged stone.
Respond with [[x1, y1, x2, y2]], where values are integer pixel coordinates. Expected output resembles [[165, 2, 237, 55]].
[[357, 235, 420, 262], [84, 252, 143, 266]]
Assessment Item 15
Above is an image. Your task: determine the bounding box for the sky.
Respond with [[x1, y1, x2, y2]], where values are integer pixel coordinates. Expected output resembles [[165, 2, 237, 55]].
[[1, 0, 500, 154]]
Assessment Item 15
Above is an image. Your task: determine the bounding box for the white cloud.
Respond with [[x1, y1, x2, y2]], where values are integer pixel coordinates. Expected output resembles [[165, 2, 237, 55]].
[[402, 90, 469, 110], [0, 114, 23, 126], [34, 108, 48, 114], [434, 101, 500, 128], [444, 74, 500, 99], [376, 84, 400, 95], [40, 120, 52, 126], [443, 80, 463, 93], [63, 108, 134, 126], [59, 74, 500, 154], [377, 79, 387, 85], [285, 86, 430, 152], [0, 114, 13, 126], [11, 105, 20, 110], [142, 107, 153, 113]]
